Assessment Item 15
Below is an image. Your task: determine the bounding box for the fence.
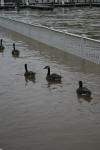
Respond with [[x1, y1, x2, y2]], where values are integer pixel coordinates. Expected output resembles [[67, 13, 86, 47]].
[[0, 16, 100, 64]]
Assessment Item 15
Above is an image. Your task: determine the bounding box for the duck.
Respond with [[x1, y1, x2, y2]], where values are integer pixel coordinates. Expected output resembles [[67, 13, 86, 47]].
[[76, 81, 91, 97], [12, 43, 19, 56], [24, 64, 35, 79], [0, 39, 5, 51], [44, 66, 62, 82]]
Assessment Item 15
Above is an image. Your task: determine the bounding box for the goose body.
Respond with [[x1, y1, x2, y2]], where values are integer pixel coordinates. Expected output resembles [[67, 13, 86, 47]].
[[12, 43, 19, 56], [24, 64, 35, 79], [44, 66, 62, 82], [77, 81, 91, 97], [0, 39, 5, 51]]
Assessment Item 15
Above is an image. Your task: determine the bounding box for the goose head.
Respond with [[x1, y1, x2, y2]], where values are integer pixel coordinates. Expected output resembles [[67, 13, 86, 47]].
[[44, 66, 50, 69]]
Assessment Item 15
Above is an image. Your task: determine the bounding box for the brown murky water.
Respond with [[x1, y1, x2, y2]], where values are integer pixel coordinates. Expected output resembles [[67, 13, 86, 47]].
[[0, 26, 100, 150]]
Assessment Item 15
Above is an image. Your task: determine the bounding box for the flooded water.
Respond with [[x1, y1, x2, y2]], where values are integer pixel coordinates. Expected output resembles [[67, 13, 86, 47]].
[[0, 24, 100, 150], [0, 7, 100, 40]]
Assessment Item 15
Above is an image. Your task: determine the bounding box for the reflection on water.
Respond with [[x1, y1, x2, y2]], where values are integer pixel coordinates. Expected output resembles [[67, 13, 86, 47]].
[[12, 51, 20, 58], [0, 7, 100, 40], [0, 26, 100, 150], [77, 94, 92, 103], [0, 47, 5, 53], [24, 76, 36, 87]]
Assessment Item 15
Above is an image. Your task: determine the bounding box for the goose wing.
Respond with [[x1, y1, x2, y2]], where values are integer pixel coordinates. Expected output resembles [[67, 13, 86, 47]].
[[29, 71, 35, 76], [24, 71, 35, 77], [82, 87, 91, 95], [51, 73, 61, 78], [77, 87, 91, 96]]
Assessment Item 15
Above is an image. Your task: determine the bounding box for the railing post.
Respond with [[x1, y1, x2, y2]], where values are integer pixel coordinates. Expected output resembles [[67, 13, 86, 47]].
[[1, 0, 4, 6], [89, 0, 92, 7]]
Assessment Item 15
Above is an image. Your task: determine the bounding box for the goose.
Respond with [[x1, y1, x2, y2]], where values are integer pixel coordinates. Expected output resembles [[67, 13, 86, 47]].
[[0, 39, 5, 51], [24, 64, 35, 79], [76, 81, 91, 97], [12, 43, 19, 56], [44, 66, 62, 82]]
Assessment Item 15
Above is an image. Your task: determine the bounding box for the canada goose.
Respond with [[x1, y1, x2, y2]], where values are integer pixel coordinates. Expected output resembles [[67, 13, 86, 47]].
[[76, 81, 91, 97], [0, 39, 5, 51], [24, 64, 35, 79], [12, 43, 19, 56], [44, 66, 62, 82]]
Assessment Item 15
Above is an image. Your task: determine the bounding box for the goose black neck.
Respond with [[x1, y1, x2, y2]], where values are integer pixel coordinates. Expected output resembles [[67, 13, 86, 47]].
[[79, 81, 83, 88], [25, 64, 28, 72], [47, 67, 50, 76], [0, 39, 2, 46], [13, 44, 15, 51]]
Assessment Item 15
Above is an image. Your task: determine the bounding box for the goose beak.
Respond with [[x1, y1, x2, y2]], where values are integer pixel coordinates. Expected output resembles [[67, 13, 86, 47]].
[[44, 66, 49, 69]]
